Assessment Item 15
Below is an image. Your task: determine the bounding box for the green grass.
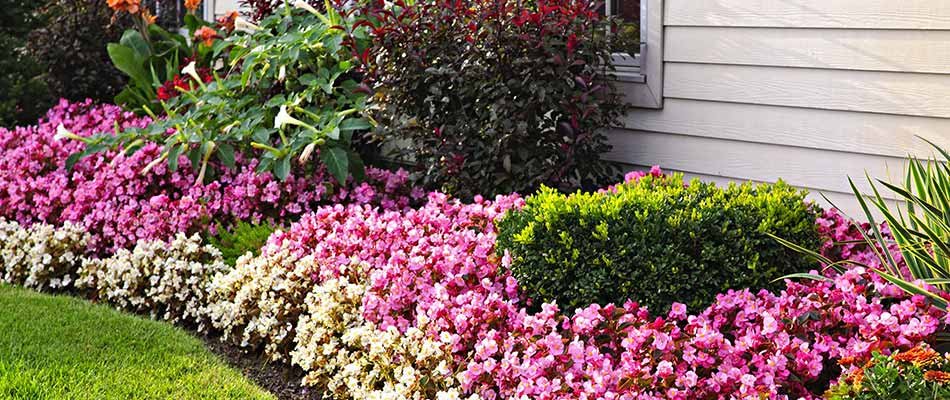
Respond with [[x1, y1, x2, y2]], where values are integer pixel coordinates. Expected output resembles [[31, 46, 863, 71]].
[[0, 284, 275, 400]]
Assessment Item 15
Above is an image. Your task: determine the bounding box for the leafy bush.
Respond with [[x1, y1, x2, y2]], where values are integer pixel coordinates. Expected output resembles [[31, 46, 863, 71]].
[[350, 0, 626, 197], [240, 0, 325, 22], [0, 0, 53, 127], [27, 0, 129, 104], [827, 346, 950, 400], [206, 221, 276, 266], [496, 168, 822, 312], [89, 3, 373, 183]]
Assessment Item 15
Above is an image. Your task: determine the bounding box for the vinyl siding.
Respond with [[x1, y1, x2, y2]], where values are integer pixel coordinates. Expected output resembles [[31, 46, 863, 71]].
[[611, 0, 950, 215]]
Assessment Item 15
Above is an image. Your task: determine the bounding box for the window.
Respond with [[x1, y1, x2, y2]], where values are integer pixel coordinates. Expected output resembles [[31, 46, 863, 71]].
[[601, 0, 663, 109]]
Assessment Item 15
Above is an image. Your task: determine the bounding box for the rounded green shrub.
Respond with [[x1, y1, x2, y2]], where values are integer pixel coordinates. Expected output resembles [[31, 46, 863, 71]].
[[496, 172, 821, 313]]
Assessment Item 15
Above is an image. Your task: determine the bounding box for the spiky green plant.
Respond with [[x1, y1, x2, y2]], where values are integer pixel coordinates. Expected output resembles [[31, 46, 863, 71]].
[[776, 138, 950, 311]]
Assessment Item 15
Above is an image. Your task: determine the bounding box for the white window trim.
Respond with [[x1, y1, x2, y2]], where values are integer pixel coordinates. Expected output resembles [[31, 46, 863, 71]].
[[608, 0, 663, 109]]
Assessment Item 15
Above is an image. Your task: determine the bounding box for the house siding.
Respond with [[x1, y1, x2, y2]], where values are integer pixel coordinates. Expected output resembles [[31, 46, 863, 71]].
[[608, 0, 950, 215], [207, 0, 243, 18]]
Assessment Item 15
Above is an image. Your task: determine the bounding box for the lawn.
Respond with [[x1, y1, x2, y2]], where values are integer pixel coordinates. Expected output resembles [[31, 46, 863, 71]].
[[0, 284, 273, 400]]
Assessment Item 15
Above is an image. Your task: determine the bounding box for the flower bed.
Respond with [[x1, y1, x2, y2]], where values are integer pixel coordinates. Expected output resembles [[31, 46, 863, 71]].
[[1, 101, 948, 399], [0, 100, 418, 253]]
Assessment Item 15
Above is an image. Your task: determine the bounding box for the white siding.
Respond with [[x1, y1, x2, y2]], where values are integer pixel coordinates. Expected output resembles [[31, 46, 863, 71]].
[[205, 0, 243, 18], [612, 0, 950, 215]]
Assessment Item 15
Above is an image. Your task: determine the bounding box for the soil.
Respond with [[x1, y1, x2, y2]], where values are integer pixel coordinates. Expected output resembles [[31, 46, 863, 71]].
[[199, 333, 323, 400]]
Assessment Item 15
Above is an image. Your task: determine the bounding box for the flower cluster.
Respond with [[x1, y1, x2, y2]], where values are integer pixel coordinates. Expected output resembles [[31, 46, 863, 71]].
[[205, 245, 321, 358], [0, 219, 87, 291], [827, 344, 950, 399], [0, 100, 417, 253], [291, 261, 476, 400], [77, 233, 228, 329]]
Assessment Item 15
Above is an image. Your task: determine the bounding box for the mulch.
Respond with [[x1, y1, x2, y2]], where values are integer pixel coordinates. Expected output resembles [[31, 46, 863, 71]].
[[199, 333, 324, 400]]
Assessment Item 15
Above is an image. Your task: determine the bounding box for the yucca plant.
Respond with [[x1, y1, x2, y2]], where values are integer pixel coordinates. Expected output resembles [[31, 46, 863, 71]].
[[776, 138, 950, 311], [858, 139, 950, 309]]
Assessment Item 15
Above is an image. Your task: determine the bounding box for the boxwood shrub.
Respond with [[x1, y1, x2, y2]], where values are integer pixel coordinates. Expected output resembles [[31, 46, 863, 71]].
[[496, 172, 821, 313]]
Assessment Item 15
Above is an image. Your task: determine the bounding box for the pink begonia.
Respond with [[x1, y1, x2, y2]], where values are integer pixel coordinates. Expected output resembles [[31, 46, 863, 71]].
[[261, 177, 946, 399], [0, 100, 418, 252]]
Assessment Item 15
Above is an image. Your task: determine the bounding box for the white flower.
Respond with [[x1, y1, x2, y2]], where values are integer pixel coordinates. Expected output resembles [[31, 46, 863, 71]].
[[234, 16, 260, 33], [294, 0, 321, 15], [278, 65, 286, 81], [182, 61, 201, 83], [274, 105, 305, 130], [54, 124, 82, 142], [298, 142, 316, 164]]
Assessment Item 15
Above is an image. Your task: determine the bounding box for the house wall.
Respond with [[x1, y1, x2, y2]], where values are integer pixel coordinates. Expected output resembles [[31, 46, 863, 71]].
[[608, 0, 950, 215], [206, 0, 243, 18]]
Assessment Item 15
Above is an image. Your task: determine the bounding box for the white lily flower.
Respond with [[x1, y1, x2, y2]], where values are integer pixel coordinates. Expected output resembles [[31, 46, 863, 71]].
[[278, 65, 286, 81], [234, 16, 260, 33], [298, 142, 316, 164], [54, 124, 83, 142], [182, 61, 201, 83], [274, 105, 305, 130], [294, 0, 320, 15]]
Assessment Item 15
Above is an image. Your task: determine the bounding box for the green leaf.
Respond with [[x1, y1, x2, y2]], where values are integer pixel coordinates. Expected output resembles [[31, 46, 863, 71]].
[[184, 13, 204, 32], [167, 143, 183, 172], [774, 273, 832, 283], [119, 30, 151, 59], [339, 118, 371, 131], [348, 152, 365, 182], [217, 143, 236, 168], [321, 146, 348, 184], [107, 43, 149, 86], [274, 156, 291, 180], [65, 152, 83, 171]]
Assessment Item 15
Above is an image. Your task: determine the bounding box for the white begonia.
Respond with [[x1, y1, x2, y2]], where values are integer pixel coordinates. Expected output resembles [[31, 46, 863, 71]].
[[77, 233, 227, 330], [0, 219, 87, 292], [204, 242, 321, 360]]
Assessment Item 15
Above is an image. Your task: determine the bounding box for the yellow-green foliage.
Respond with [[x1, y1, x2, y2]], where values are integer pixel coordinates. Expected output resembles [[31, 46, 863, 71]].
[[206, 221, 277, 267], [496, 173, 821, 313]]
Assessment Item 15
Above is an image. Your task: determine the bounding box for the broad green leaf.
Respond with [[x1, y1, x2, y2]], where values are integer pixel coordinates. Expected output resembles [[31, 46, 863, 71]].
[[217, 143, 236, 168], [274, 156, 291, 180], [321, 146, 348, 184], [107, 43, 150, 85]]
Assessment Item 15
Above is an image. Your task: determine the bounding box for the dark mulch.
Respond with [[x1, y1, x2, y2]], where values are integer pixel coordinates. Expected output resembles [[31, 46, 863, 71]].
[[199, 333, 323, 400]]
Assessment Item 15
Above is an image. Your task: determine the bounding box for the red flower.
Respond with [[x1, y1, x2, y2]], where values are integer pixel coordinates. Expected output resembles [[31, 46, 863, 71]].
[[566, 33, 577, 56]]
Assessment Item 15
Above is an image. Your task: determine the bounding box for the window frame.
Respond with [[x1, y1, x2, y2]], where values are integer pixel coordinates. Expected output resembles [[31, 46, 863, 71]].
[[607, 0, 663, 109]]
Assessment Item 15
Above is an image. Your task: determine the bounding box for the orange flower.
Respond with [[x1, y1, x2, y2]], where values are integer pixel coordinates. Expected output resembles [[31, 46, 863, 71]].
[[141, 8, 157, 25], [849, 367, 866, 387], [185, 0, 201, 13], [216, 11, 239, 33], [923, 370, 950, 384], [893, 346, 941, 367], [193, 26, 219, 46], [107, 0, 140, 14]]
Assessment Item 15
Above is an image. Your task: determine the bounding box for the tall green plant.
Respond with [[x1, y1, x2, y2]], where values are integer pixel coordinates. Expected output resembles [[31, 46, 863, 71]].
[[851, 139, 950, 310], [76, 2, 370, 184], [777, 139, 950, 311]]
